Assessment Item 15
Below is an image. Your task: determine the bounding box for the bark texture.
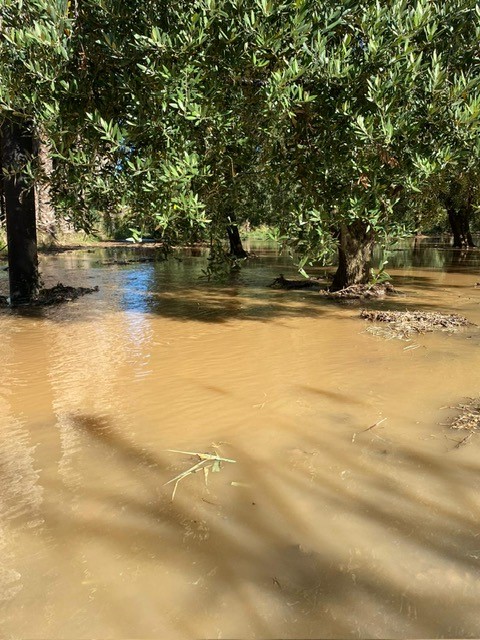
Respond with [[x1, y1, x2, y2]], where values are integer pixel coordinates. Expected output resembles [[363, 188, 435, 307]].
[[34, 135, 56, 238], [0, 118, 39, 304], [330, 220, 375, 292]]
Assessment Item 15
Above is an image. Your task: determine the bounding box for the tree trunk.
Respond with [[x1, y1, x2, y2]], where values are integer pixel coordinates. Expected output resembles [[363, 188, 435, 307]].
[[0, 118, 39, 305], [0, 151, 6, 226], [447, 205, 475, 248], [226, 223, 248, 258], [444, 186, 476, 249], [459, 204, 475, 247], [330, 220, 375, 292], [34, 134, 57, 240]]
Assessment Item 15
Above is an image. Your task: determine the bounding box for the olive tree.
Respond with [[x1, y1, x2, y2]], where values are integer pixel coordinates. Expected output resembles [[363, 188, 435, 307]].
[[1, 0, 479, 302], [254, 0, 480, 288]]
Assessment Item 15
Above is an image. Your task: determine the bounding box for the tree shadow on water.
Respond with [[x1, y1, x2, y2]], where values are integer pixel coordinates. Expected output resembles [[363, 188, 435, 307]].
[[142, 285, 333, 324], [40, 412, 480, 638]]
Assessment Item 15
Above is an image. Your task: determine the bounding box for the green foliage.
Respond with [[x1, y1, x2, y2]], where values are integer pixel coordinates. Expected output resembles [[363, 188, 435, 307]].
[[369, 259, 391, 286], [1, 0, 479, 266]]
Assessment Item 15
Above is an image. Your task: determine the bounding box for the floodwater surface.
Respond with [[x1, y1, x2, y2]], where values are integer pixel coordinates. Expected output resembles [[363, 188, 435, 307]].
[[1, 240, 480, 638]]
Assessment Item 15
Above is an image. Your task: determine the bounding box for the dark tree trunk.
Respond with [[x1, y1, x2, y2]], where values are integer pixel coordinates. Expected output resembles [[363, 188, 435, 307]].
[[226, 223, 248, 258], [447, 205, 475, 248], [0, 162, 5, 226], [444, 186, 475, 248], [0, 118, 39, 305], [330, 220, 375, 292]]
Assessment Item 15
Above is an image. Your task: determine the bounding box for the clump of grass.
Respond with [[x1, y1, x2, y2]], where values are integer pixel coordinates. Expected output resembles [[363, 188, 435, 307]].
[[164, 449, 236, 500], [361, 309, 472, 340]]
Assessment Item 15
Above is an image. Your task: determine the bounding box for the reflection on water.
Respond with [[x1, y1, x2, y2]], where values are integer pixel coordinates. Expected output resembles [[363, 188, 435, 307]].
[[374, 235, 480, 272], [1, 239, 480, 638]]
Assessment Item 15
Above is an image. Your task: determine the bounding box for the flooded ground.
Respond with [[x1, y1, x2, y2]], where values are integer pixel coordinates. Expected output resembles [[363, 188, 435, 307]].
[[1, 238, 480, 638]]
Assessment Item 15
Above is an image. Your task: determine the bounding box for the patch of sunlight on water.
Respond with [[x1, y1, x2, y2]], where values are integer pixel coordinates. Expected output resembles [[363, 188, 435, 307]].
[[1, 240, 480, 638]]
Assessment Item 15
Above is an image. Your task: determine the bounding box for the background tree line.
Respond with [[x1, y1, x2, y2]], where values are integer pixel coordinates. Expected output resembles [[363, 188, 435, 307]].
[[1, 0, 479, 303]]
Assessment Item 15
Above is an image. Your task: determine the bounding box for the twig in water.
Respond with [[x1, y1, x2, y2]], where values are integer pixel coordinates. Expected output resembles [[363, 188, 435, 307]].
[[352, 418, 387, 443], [403, 343, 421, 351], [166, 449, 236, 463], [164, 449, 236, 500], [450, 432, 473, 451]]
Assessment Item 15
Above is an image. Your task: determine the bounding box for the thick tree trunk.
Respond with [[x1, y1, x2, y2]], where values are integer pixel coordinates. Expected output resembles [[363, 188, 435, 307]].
[[0, 118, 39, 304], [330, 220, 375, 292], [226, 223, 248, 258], [447, 205, 475, 248], [0, 172, 5, 227], [448, 207, 463, 248], [444, 186, 475, 249]]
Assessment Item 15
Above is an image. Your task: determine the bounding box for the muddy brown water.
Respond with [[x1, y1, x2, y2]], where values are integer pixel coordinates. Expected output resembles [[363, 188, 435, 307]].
[[1, 239, 480, 638]]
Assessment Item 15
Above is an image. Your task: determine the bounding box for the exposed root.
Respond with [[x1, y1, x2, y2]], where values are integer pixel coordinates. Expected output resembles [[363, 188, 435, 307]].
[[270, 276, 396, 299], [0, 283, 99, 307], [361, 309, 472, 340], [321, 282, 396, 300]]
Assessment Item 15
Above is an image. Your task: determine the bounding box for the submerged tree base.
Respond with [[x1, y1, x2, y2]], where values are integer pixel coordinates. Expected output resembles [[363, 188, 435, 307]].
[[320, 282, 396, 300], [361, 309, 472, 340], [0, 283, 99, 307], [270, 276, 396, 299]]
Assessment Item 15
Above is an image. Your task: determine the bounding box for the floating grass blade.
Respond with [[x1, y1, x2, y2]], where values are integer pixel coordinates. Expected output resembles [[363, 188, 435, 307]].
[[163, 459, 208, 486], [164, 449, 236, 500], [166, 449, 236, 463]]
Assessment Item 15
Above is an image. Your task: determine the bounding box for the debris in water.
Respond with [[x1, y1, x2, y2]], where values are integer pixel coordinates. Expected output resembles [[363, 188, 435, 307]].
[[0, 283, 99, 307], [270, 275, 398, 300], [443, 398, 480, 450], [451, 433, 473, 449], [361, 309, 472, 340], [321, 282, 396, 300], [403, 343, 421, 351], [447, 399, 480, 432], [164, 449, 236, 500], [352, 418, 387, 443]]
